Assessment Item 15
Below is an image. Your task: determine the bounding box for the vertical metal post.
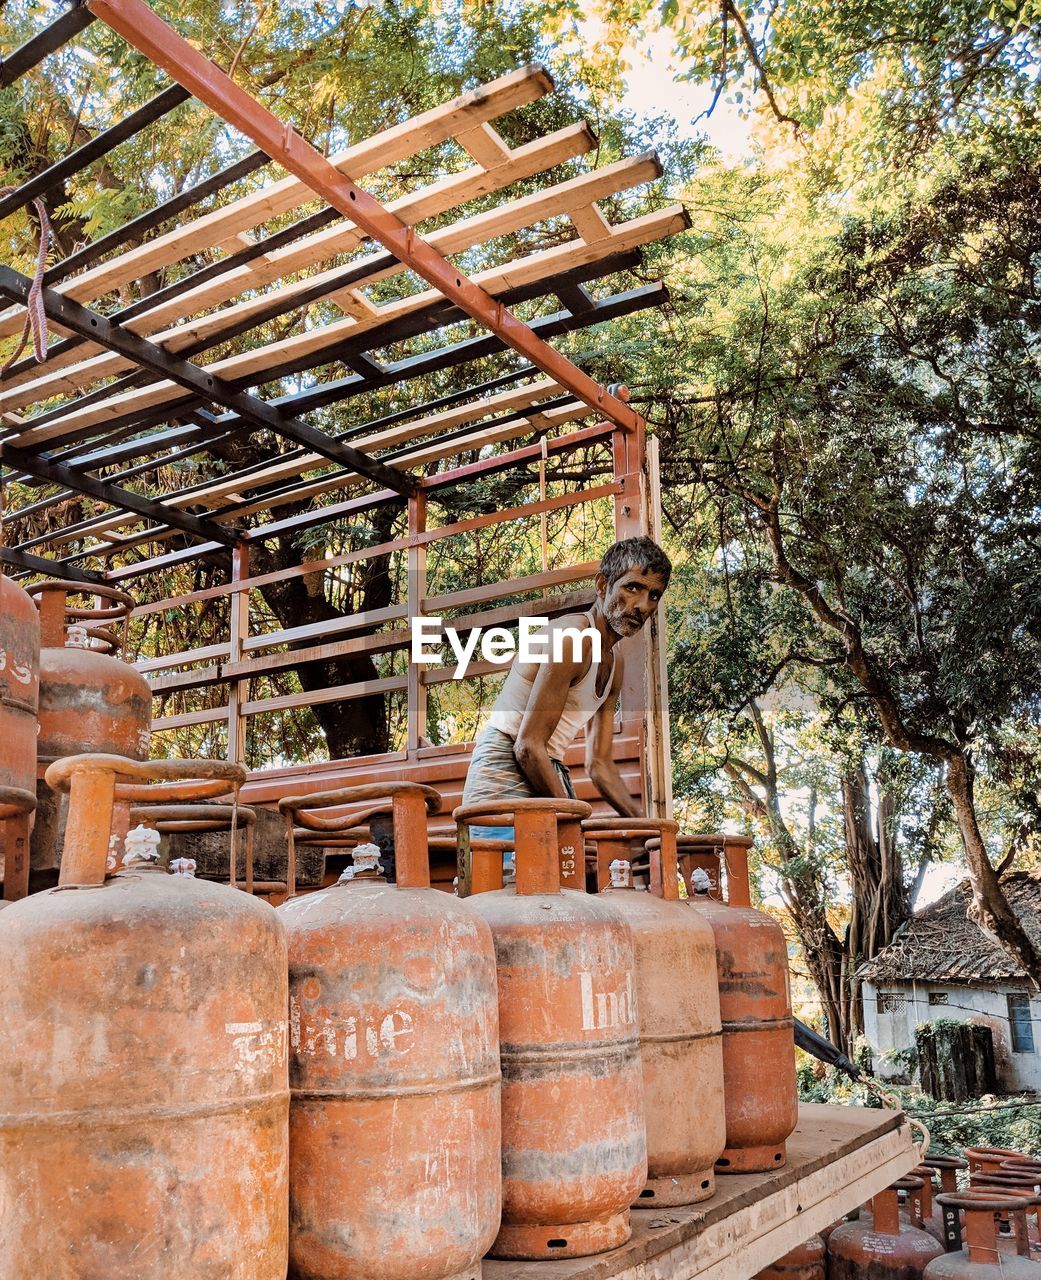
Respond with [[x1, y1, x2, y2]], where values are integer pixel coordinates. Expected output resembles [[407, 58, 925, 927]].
[[644, 435, 673, 819], [611, 402, 653, 812], [406, 493, 427, 755], [227, 543, 249, 764]]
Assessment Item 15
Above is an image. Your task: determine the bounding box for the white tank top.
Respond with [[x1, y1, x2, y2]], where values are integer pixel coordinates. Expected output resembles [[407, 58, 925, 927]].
[[486, 611, 615, 760]]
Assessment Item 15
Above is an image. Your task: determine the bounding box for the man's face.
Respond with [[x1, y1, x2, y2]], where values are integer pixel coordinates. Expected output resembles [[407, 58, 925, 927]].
[[597, 565, 667, 638]]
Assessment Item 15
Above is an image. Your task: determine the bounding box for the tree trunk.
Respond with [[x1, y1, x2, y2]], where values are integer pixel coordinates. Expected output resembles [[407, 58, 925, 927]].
[[947, 751, 1041, 988]]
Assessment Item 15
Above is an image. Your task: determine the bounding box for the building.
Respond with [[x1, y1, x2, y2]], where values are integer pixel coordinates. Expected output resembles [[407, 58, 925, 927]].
[[858, 872, 1041, 1093]]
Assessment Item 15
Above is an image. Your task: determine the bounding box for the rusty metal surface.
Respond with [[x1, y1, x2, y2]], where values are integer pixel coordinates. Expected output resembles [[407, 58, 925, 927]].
[[928, 1191, 1040, 1277], [753, 1235, 826, 1280], [829, 1183, 945, 1280], [279, 782, 501, 1280], [30, 583, 151, 874], [0, 574, 38, 798], [0, 752, 288, 1277], [459, 797, 646, 1260], [688, 836, 798, 1173], [592, 820, 725, 1207]]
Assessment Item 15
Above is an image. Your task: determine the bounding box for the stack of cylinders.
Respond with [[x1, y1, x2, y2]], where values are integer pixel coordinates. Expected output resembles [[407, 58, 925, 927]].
[[968, 1165, 1041, 1255], [0, 572, 39, 902], [752, 1236, 826, 1280], [828, 1179, 945, 1280], [456, 797, 647, 1259], [927, 1191, 1040, 1278], [0, 752, 288, 1277], [27, 581, 151, 878], [586, 816, 725, 1205], [277, 782, 502, 1280], [685, 833, 799, 1171]]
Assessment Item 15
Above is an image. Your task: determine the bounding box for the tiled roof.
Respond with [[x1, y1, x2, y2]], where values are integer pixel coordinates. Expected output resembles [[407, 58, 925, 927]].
[[856, 872, 1041, 984]]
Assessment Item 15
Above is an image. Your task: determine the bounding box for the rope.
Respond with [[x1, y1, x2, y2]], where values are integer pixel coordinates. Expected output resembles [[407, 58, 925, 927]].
[[1, 187, 51, 376], [863, 1074, 931, 1160]]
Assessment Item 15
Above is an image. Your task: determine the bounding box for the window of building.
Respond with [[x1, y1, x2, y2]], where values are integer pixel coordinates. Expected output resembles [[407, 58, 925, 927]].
[[928, 992, 949, 1006], [1007, 993, 1035, 1053], [878, 991, 907, 1014]]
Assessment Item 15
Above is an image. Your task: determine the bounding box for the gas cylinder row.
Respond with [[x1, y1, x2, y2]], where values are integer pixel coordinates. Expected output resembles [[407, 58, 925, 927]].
[[0, 760, 798, 1279], [1, 577, 150, 905], [754, 1158, 1041, 1280]]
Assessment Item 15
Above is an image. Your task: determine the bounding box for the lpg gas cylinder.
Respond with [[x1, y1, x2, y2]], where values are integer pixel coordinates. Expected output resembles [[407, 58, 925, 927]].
[[28, 581, 151, 877], [0, 572, 39, 901], [457, 797, 647, 1259], [277, 782, 502, 1280], [925, 1154, 969, 1198], [828, 1179, 945, 1280], [588, 817, 725, 1206], [927, 1192, 1041, 1280], [688, 834, 798, 1172], [965, 1147, 1028, 1176], [0, 752, 288, 1279], [908, 1165, 945, 1245], [752, 1236, 826, 1280], [968, 1170, 1041, 1254]]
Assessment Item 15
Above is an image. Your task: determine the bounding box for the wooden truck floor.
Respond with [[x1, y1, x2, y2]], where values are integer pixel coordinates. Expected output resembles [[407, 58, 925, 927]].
[[486, 1103, 916, 1280]]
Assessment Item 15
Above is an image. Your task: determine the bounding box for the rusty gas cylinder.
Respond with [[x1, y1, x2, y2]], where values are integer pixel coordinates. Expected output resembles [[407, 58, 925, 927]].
[[278, 782, 502, 1280], [829, 1179, 945, 1280], [0, 752, 288, 1278], [457, 797, 647, 1259], [588, 817, 725, 1206], [965, 1147, 1028, 1175], [752, 1235, 826, 1280], [28, 581, 151, 877], [0, 573, 39, 901], [927, 1192, 1041, 1279], [969, 1171, 1041, 1254], [907, 1165, 946, 1245], [687, 834, 798, 1172]]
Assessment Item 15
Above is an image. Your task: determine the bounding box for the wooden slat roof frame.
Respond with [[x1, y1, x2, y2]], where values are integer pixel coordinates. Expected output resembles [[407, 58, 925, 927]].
[[0, 0, 684, 583]]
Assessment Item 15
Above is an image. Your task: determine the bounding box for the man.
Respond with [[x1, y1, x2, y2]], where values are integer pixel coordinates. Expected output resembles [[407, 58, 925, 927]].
[[461, 536, 671, 827]]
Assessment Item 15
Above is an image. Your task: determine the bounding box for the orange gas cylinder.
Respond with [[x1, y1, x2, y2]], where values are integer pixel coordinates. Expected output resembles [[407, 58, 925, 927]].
[[907, 1165, 946, 1245], [753, 1235, 826, 1280], [828, 1180, 945, 1280], [27, 581, 151, 877], [0, 752, 288, 1278], [587, 817, 725, 1206], [277, 782, 502, 1280], [687, 834, 798, 1172], [0, 571, 39, 901], [968, 1171, 1041, 1254], [457, 797, 647, 1260], [927, 1192, 1040, 1280], [965, 1147, 1028, 1175]]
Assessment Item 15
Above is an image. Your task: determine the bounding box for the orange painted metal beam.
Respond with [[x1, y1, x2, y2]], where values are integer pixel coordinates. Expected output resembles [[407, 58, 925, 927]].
[[84, 0, 646, 437]]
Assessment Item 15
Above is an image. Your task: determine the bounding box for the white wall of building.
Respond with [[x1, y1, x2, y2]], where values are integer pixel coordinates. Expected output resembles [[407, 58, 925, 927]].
[[861, 980, 1041, 1093]]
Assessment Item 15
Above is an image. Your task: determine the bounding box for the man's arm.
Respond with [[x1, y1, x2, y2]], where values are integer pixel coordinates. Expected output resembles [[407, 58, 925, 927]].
[[585, 652, 641, 817], [513, 643, 583, 798]]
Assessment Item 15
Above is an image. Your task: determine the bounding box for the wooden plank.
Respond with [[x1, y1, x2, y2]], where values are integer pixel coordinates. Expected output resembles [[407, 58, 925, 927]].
[[0, 66, 555, 342], [241, 674, 407, 717], [424, 561, 598, 612], [0, 124, 600, 405], [482, 1105, 916, 1280], [240, 602, 407, 654], [136, 641, 231, 673], [10, 206, 686, 449], [151, 705, 229, 731]]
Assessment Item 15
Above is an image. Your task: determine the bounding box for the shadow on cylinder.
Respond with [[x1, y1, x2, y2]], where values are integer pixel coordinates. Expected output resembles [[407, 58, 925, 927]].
[[27, 581, 151, 882], [686, 834, 798, 1172], [828, 1179, 945, 1280], [456, 797, 647, 1259], [0, 572, 39, 902], [0, 752, 289, 1279], [587, 817, 725, 1206], [752, 1235, 826, 1280], [278, 782, 502, 1280]]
